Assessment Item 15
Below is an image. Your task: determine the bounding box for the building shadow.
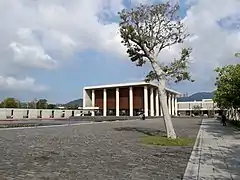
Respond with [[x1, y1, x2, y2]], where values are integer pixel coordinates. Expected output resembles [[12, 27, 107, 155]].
[[114, 127, 166, 136]]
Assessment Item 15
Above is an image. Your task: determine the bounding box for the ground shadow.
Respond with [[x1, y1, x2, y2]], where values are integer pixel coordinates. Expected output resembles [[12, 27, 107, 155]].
[[199, 119, 240, 178], [203, 119, 240, 139], [114, 127, 166, 136]]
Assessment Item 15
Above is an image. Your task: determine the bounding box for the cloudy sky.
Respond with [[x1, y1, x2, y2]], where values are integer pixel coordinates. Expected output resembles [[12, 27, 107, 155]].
[[0, 0, 239, 103]]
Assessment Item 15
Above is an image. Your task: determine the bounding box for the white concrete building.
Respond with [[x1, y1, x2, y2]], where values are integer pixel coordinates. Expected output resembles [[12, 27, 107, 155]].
[[83, 82, 181, 117], [177, 99, 220, 116]]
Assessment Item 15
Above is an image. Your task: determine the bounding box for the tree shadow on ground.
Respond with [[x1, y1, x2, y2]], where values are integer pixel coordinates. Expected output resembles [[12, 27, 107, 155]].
[[203, 119, 240, 139], [198, 119, 240, 179], [114, 127, 166, 136]]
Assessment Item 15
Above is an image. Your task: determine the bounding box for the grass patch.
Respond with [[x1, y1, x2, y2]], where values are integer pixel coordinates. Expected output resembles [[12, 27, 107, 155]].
[[140, 135, 194, 146], [0, 123, 62, 128], [0, 123, 41, 128]]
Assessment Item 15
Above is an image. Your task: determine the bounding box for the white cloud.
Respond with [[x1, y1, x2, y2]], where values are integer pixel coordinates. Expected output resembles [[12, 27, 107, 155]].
[[158, 0, 240, 91], [0, 0, 239, 94], [9, 42, 57, 69], [0, 0, 127, 92], [183, 0, 240, 83], [0, 76, 48, 92]]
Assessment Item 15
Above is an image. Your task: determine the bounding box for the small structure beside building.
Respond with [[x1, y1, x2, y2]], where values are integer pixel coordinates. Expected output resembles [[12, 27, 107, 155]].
[[177, 99, 220, 117]]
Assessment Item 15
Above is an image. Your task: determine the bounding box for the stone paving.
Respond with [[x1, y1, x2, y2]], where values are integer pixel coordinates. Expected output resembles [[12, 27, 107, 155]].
[[0, 118, 201, 180], [183, 118, 240, 180]]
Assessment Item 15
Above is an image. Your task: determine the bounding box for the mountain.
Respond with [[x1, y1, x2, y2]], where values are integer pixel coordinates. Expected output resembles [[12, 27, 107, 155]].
[[65, 98, 83, 107], [178, 92, 215, 102]]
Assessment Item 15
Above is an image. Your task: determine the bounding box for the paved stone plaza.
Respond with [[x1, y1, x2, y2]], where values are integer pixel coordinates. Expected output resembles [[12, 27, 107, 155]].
[[183, 118, 240, 180], [0, 118, 201, 180]]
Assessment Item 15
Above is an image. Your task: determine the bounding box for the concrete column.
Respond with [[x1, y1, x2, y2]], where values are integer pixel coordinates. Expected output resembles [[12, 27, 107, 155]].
[[83, 90, 86, 108], [168, 92, 171, 115], [116, 88, 119, 116], [150, 87, 154, 116], [103, 89, 107, 116], [144, 86, 148, 116], [171, 94, 174, 116], [129, 87, 133, 116], [91, 90, 95, 116], [155, 89, 159, 116], [175, 95, 178, 116]]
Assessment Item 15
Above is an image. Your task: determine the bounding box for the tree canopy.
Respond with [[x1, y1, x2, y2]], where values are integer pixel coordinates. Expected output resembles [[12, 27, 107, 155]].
[[119, 2, 193, 83], [0, 98, 19, 108], [214, 64, 240, 109], [36, 99, 48, 109], [118, 1, 194, 139]]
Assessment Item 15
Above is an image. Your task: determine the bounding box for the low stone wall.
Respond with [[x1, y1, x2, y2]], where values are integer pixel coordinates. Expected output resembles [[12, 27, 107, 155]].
[[0, 108, 163, 121], [0, 108, 76, 120]]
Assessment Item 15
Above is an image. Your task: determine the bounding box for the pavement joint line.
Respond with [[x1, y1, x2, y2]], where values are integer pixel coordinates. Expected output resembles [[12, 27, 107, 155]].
[[0, 119, 140, 131]]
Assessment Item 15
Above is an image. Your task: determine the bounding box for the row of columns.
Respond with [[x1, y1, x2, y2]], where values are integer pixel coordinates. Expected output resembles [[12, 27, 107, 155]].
[[91, 86, 178, 117]]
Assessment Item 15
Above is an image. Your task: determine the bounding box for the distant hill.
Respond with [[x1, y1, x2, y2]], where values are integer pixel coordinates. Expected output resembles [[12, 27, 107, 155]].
[[65, 98, 83, 107], [178, 92, 215, 102]]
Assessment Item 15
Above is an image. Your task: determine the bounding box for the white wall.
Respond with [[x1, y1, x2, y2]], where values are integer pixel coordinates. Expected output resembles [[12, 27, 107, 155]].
[[29, 109, 38, 119], [65, 110, 73, 118], [84, 89, 92, 107], [5, 109, 13, 117], [0, 109, 6, 120], [0, 108, 79, 120], [13, 109, 26, 119], [178, 99, 218, 111], [74, 110, 81, 116], [42, 109, 53, 118], [54, 110, 64, 118]]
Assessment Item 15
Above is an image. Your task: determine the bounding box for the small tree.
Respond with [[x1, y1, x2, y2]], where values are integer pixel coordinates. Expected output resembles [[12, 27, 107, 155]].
[[36, 99, 48, 109], [235, 52, 240, 57], [119, 2, 193, 138], [214, 64, 240, 110], [192, 105, 202, 116]]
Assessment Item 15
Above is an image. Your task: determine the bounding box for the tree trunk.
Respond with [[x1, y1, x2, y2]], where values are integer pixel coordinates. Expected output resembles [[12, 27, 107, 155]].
[[151, 61, 177, 139], [158, 80, 177, 139]]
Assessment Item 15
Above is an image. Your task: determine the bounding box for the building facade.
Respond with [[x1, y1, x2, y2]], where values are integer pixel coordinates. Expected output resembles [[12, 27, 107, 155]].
[[83, 82, 181, 117], [177, 99, 220, 117]]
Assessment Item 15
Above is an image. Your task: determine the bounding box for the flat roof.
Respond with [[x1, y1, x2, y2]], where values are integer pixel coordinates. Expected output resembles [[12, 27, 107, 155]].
[[83, 82, 181, 95]]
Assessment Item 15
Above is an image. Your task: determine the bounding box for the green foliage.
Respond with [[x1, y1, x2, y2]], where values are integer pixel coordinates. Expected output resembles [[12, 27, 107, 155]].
[[36, 99, 48, 109], [235, 52, 240, 57], [145, 48, 194, 82], [47, 104, 56, 109], [1, 98, 19, 108], [27, 101, 37, 109], [140, 135, 194, 146], [214, 64, 240, 109], [119, 2, 193, 83], [192, 105, 202, 115]]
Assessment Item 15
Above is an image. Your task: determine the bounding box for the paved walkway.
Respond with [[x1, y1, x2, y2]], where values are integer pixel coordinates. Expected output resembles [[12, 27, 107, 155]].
[[183, 118, 240, 180]]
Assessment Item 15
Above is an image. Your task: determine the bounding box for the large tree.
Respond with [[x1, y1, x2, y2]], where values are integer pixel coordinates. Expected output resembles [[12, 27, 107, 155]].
[[1, 98, 19, 108], [118, 2, 193, 138], [214, 64, 240, 110]]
